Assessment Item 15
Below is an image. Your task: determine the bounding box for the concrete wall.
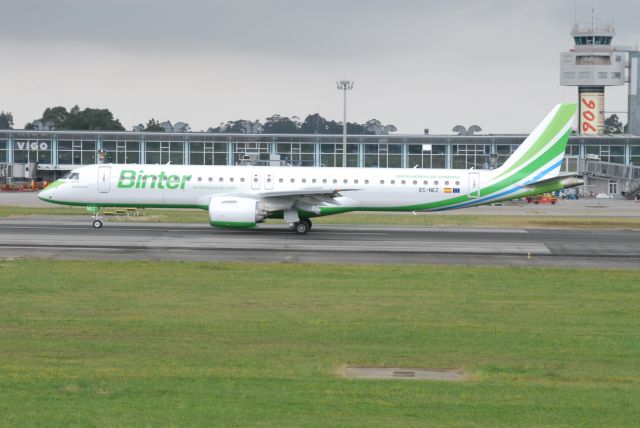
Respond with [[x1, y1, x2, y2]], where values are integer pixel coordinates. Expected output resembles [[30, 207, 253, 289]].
[[629, 52, 640, 136]]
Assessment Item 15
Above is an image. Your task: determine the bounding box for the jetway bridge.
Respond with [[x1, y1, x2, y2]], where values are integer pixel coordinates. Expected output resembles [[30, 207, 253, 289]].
[[584, 160, 640, 199]]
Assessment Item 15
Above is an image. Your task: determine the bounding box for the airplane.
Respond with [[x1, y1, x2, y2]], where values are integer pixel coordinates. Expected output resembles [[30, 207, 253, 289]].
[[38, 103, 582, 234]]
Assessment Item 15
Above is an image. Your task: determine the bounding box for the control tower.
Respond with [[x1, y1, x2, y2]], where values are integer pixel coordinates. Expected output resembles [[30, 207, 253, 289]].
[[560, 21, 625, 135]]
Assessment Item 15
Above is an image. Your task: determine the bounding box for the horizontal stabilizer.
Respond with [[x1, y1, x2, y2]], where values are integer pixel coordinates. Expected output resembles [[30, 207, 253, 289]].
[[522, 174, 583, 189]]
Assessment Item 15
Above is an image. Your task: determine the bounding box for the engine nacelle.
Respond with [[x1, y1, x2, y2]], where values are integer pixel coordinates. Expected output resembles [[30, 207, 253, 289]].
[[208, 196, 266, 228]]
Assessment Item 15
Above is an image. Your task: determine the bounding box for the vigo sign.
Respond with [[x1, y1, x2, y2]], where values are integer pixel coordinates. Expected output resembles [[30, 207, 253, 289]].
[[14, 141, 49, 151]]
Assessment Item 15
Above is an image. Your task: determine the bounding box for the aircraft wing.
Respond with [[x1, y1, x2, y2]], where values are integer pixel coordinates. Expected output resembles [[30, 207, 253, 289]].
[[205, 187, 361, 216], [254, 187, 361, 213], [256, 187, 360, 198]]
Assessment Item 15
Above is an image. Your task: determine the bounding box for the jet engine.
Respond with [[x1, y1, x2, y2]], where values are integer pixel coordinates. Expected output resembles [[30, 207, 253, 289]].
[[208, 196, 267, 228]]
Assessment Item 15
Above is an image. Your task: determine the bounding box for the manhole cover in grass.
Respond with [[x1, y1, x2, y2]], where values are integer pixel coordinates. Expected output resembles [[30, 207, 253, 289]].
[[344, 367, 465, 381]]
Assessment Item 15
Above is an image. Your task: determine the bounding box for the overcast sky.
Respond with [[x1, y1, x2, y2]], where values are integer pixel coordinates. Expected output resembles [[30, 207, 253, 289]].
[[1, 0, 639, 134]]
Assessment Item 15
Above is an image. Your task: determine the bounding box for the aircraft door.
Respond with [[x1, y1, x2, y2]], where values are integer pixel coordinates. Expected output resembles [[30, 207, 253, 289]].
[[251, 173, 261, 190], [98, 166, 111, 193], [265, 173, 274, 190], [468, 171, 480, 198]]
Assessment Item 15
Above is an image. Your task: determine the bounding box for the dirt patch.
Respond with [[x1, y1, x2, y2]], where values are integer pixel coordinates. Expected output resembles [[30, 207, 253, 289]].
[[343, 367, 466, 381]]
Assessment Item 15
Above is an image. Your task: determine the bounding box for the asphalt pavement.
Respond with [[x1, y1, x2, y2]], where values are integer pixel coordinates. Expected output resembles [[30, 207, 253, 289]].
[[1, 216, 639, 268]]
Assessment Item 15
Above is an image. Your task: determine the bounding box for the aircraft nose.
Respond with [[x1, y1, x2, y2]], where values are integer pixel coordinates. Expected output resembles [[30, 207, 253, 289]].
[[38, 188, 54, 201]]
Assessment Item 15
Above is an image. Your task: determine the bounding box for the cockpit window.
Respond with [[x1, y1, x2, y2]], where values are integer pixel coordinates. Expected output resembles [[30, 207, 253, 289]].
[[63, 172, 80, 180]]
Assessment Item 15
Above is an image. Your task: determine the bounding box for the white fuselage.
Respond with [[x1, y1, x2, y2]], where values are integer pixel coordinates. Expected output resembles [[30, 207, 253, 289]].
[[40, 164, 487, 213]]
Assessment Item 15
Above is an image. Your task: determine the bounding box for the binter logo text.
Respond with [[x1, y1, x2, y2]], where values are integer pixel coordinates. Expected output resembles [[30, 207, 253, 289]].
[[117, 170, 192, 190]]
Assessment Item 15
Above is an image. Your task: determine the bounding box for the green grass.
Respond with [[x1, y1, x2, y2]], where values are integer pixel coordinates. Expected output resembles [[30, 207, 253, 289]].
[[2, 204, 640, 228], [1, 260, 639, 426]]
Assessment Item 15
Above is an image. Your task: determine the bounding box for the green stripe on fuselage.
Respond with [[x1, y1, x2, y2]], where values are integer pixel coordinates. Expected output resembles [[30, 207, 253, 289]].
[[319, 128, 572, 215]]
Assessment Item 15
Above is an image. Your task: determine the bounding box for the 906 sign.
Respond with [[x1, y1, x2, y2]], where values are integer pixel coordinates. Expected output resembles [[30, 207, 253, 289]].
[[579, 93, 604, 135]]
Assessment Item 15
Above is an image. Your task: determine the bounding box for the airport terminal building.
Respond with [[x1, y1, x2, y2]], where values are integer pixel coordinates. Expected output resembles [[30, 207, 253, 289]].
[[1, 129, 639, 197]]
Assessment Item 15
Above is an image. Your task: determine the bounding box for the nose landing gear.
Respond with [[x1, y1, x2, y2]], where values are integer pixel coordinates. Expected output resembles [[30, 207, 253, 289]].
[[91, 209, 104, 229]]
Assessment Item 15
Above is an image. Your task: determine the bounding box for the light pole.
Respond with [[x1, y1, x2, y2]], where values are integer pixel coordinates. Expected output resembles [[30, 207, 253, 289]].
[[336, 80, 354, 167]]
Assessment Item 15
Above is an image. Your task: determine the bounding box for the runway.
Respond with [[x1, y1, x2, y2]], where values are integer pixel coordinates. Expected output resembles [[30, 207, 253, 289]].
[[1, 216, 640, 268]]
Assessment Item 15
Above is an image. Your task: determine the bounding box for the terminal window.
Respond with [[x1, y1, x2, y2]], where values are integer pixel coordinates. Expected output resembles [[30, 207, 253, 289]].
[[14, 140, 52, 164], [146, 141, 184, 165], [190, 141, 228, 166], [320, 143, 358, 168], [58, 140, 96, 165], [102, 141, 140, 164], [364, 143, 402, 168], [630, 146, 640, 166], [0, 140, 6, 162], [276, 142, 315, 167], [408, 143, 446, 168]]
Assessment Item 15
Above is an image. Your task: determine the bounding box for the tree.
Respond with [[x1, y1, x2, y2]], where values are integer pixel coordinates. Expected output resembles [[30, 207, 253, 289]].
[[143, 119, 165, 132], [0, 111, 14, 129], [58, 106, 125, 130], [42, 106, 69, 125], [226, 120, 252, 133], [605, 114, 624, 134], [262, 115, 299, 134], [208, 114, 395, 135], [27, 105, 125, 131], [300, 113, 331, 134], [346, 122, 366, 134]]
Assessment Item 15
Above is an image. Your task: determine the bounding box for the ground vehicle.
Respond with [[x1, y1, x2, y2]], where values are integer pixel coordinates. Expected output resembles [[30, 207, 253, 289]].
[[526, 193, 558, 205]]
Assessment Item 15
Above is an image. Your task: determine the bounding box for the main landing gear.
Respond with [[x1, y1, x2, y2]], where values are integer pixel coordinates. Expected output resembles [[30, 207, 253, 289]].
[[292, 218, 312, 235]]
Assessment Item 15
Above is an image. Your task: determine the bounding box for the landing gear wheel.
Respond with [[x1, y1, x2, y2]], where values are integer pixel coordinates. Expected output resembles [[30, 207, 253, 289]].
[[92, 219, 103, 229], [301, 218, 312, 230], [293, 221, 310, 235]]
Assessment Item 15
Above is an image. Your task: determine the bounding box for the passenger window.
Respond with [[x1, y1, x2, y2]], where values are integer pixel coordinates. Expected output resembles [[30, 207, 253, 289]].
[[445, 181, 449, 185], [266, 178, 270, 183], [208, 177, 213, 182], [365, 180, 369, 184], [219, 177, 224, 182], [390, 180, 395, 185], [240, 178, 245, 182], [279, 178, 283, 183], [333, 179, 337, 184], [322, 179, 327, 184], [455, 181, 460, 185], [401, 180, 406, 185], [413, 180, 417, 185], [354, 179, 359, 184], [312, 179, 316, 183], [291, 178, 295, 183], [434, 181, 439, 185], [423, 180, 428, 185], [343, 179, 348, 184], [302, 178, 306, 183], [380, 180, 385, 184], [197, 177, 202, 182]]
